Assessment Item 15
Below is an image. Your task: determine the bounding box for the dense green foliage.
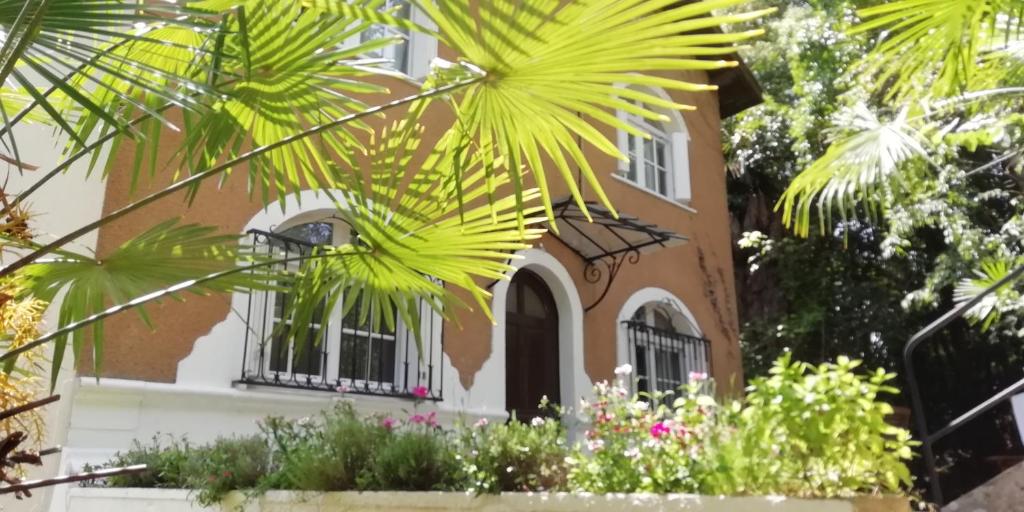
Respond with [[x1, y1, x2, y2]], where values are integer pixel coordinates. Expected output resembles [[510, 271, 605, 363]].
[[726, 0, 1024, 376], [454, 413, 569, 493], [568, 356, 914, 496], [89, 357, 911, 502]]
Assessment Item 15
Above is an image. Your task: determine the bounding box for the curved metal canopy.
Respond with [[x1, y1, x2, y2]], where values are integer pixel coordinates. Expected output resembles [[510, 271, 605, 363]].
[[546, 197, 687, 311]]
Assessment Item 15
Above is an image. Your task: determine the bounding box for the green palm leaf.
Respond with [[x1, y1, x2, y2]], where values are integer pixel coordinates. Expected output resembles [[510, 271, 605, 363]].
[[852, 0, 1017, 99], [417, 0, 773, 222], [18, 220, 270, 385], [954, 258, 1024, 330], [0, 0, 218, 149], [779, 105, 931, 236]]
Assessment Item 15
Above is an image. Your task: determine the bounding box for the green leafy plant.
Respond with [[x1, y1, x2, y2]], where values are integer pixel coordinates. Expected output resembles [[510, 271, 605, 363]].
[[89, 436, 196, 489], [272, 404, 388, 491], [567, 356, 915, 497], [189, 436, 271, 507], [454, 415, 569, 493], [363, 425, 458, 491]]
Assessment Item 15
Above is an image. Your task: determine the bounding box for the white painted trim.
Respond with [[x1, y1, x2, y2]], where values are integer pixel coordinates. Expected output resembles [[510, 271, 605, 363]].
[[615, 287, 703, 369], [60, 487, 905, 512], [479, 248, 591, 416], [610, 174, 698, 214]]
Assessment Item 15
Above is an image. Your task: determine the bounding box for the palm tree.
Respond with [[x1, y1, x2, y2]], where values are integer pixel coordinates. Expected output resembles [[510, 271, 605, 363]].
[[0, 0, 770, 391], [777, 0, 1024, 322]]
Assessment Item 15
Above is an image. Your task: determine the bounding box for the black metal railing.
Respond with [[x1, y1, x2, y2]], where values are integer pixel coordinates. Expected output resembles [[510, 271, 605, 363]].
[[623, 320, 711, 394], [905, 265, 1024, 505], [238, 229, 443, 401]]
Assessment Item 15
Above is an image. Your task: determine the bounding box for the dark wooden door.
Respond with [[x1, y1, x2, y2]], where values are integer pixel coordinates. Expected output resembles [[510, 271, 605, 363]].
[[505, 269, 560, 421]]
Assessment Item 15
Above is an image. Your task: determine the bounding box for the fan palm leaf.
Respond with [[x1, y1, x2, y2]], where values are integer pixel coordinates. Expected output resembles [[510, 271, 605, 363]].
[[18, 220, 272, 385], [778, 105, 931, 236], [417, 0, 773, 222]]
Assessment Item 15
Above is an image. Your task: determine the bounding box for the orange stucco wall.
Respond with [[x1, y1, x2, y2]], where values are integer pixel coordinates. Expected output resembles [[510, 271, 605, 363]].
[[85, 69, 742, 392]]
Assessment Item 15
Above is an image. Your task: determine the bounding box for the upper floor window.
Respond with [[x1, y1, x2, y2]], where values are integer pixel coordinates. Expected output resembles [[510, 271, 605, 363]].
[[356, 0, 436, 78], [361, 0, 411, 74], [616, 88, 692, 204]]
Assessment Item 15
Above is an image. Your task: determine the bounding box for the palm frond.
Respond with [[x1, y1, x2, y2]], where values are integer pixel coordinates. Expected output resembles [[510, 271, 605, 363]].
[[954, 258, 1024, 330], [779, 105, 931, 236], [0, 0, 219, 149], [18, 220, 270, 384], [417, 0, 773, 222], [852, 0, 1018, 100]]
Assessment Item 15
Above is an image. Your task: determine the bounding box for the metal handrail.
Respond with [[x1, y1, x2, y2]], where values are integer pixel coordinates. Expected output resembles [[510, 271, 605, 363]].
[[904, 264, 1024, 505]]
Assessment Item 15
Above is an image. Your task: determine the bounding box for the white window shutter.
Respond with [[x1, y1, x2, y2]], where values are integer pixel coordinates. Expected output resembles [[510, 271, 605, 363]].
[[671, 131, 691, 203]]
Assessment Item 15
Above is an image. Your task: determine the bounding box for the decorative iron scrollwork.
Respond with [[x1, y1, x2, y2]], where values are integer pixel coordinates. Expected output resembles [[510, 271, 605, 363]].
[[583, 249, 641, 312]]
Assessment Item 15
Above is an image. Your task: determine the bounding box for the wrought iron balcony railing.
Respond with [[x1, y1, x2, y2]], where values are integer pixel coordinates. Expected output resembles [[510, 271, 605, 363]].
[[622, 320, 711, 394], [237, 229, 443, 400]]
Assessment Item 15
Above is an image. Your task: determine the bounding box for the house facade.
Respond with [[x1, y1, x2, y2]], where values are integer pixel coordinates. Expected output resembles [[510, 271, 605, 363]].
[[38, 11, 760, 512]]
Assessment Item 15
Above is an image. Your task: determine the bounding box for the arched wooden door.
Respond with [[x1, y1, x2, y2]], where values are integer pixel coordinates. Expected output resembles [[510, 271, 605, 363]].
[[505, 269, 560, 421]]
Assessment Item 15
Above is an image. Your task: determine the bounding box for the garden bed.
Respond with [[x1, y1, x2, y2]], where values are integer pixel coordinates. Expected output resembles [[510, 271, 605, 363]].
[[65, 488, 909, 512]]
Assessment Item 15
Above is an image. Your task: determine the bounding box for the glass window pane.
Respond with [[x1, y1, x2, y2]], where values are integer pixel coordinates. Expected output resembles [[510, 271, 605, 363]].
[[361, 0, 411, 73]]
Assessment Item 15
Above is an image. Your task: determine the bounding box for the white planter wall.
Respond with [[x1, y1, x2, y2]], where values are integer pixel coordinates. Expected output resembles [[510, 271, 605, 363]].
[[61, 488, 909, 512]]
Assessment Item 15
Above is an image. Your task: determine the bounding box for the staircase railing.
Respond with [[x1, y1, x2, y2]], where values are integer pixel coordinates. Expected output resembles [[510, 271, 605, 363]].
[[905, 265, 1024, 505]]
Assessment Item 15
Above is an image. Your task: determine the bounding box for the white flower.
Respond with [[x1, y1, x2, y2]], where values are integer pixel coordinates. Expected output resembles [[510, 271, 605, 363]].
[[624, 447, 641, 459], [586, 438, 605, 452], [614, 364, 633, 376], [531, 417, 546, 427]]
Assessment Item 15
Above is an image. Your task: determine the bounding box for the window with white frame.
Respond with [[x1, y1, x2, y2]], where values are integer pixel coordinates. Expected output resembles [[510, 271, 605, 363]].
[[616, 90, 692, 204], [624, 303, 709, 394], [356, 0, 437, 78]]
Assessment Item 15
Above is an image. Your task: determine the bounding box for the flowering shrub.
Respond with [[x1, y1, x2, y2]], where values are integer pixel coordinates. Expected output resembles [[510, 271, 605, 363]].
[[191, 436, 271, 507], [454, 412, 569, 493], [567, 355, 916, 497], [567, 367, 720, 493], [87, 356, 914, 502]]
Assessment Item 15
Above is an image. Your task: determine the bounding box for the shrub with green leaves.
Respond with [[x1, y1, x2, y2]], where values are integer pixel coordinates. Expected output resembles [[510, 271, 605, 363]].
[[363, 426, 459, 491], [90, 436, 196, 489], [271, 404, 388, 491], [725, 354, 915, 497], [455, 415, 569, 493], [189, 436, 272, 507], [567, 354, 915, 497]]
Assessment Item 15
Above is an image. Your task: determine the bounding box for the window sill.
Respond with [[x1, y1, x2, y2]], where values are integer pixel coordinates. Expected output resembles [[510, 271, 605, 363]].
[[610, 174, 698, 214]]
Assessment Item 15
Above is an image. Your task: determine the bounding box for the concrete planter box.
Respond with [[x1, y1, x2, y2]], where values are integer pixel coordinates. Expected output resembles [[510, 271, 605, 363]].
[[62, 488, 909, 512]]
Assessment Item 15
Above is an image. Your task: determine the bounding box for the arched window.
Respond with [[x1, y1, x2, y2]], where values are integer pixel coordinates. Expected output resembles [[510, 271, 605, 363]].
[[241, 215, 424, 396], [616, 88, 692, 203], [625, 302, 708, 394]]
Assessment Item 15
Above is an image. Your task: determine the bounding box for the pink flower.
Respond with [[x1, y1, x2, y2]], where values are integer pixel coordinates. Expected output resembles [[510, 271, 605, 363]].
[[474, 418, 489, 428], [335, 384, 350, 394], [650, 421, 671, 439], [411, 386, 429, 399], [381, 417, 397, 430], [688, 371, 708, 382], [409, 411, 438, 427]]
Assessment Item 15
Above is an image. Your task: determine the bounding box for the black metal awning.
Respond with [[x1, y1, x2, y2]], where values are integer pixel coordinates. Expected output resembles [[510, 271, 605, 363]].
[[547, 197, 687, 311]]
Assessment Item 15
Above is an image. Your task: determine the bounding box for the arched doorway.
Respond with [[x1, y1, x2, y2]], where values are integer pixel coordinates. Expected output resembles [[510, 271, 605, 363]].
[[505, 269, 560, 420]]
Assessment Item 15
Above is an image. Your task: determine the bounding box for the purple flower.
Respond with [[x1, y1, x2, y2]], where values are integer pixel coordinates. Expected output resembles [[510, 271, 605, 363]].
[[650, 421, 671, 439], [381, 417, 397, 431], [411, 386, 429, 399]]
